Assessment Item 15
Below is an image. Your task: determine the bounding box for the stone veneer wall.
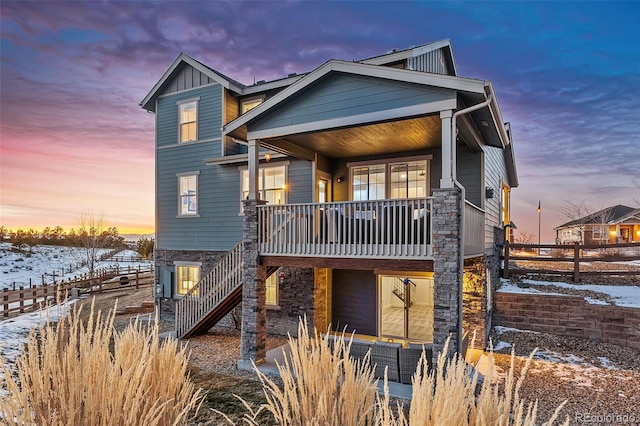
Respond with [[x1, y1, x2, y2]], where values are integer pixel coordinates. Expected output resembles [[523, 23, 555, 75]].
[[494, 292, 640, 350], [462, 257, 487, 349], [431, 187, 462, 364], [154, 248, 227, 321], [265, 267, 316, 337]]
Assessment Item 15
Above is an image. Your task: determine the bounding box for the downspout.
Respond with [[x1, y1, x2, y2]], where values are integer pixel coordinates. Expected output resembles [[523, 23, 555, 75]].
[[450, 89, 494, 354]]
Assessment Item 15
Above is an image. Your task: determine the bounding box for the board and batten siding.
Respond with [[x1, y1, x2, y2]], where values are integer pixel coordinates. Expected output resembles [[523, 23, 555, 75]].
[[160, 64, 216, 95], [408, 50, 450, 75], [483, 146, 508, 252], [251, 74, 455, 132]]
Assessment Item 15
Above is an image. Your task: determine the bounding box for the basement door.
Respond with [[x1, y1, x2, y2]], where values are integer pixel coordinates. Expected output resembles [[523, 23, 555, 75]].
[[379, 274, 434, 342]]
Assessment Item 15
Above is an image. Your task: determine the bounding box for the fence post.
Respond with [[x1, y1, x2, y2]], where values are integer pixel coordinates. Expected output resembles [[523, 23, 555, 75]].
[[19, 286, 24, 313], [503, 240, 510, 278], [32, 287, 37, 309], [3, 288, 9, 318], [573, 242, 580, 283], [135, 270, 139, 289], [42, 274, 45, 285]]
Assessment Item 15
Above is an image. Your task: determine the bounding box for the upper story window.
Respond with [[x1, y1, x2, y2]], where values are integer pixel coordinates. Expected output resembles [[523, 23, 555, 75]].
[[178, 173, 198, 216], [175, 264, 200, 296], [241, 97, 264, 114], [350, 159, 428, 201], [241, 165, 286, 205], [501, 184, 510, 226], [178, 100, 198, 143]]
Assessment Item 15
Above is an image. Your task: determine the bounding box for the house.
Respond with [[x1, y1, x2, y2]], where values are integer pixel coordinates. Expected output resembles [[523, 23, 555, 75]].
[[140, 39, 517, 372], [555, 205, 640, 244]]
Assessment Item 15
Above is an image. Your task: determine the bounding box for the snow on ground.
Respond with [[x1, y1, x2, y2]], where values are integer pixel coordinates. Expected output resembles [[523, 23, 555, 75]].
[[498, 278, 640, 308], [0, 243, 152, 289]]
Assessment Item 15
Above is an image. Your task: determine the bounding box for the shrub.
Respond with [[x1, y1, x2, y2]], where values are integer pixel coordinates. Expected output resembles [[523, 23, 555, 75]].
[[0, 302, 203, 425]]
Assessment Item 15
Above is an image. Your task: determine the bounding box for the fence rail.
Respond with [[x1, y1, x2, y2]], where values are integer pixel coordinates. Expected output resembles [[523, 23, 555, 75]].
[[503, 241, 640, 283], [1, 265, 154, 319]]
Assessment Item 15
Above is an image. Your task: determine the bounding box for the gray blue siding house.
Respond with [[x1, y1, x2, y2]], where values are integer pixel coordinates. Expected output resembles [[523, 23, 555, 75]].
[[140, 39, 517, 373]]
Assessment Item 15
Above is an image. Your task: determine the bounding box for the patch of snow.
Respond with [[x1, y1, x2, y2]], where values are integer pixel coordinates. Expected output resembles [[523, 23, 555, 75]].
[[493, 325, 540, 335], [597, 356, 618, 370], [497, 280, 565, 297], [584, 297, 609, 305], [521, 279, 640, 308], [492, 341, 512, 351]]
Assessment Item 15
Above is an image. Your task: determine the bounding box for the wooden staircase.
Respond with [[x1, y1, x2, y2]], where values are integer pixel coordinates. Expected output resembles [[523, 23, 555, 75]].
[[175, 241, 277, 339]]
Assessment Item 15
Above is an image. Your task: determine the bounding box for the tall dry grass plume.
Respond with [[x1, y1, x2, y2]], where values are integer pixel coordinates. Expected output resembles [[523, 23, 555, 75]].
[[0, 301, 202, 425], [222, 318, 378, 425], [231, 318, 568, 426]]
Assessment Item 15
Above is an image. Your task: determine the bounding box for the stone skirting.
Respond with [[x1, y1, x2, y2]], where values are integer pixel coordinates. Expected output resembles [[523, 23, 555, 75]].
[[494, 292, 640, 350]]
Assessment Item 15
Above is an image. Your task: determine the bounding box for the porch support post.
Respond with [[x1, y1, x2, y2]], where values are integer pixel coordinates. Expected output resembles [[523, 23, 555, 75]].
[[432, 187, 463, 366], [440, 110, 454, 188], [248, 139, 260, 200], [238, 198, 268, 368]]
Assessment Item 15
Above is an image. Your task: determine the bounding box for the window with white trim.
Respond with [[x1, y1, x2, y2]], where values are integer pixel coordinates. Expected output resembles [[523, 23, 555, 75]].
[[350, 159, 428, 201], [178, 174, 198, 216], [241, 165, 286, 205], [178, 100, 198, 143], [265, 272, 278, 306], [176, 264, 200, 296], [241, 97, 264, 114]]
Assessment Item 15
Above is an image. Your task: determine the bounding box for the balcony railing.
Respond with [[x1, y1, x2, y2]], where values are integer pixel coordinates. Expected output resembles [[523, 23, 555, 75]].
[[257, 198, 433, 259]]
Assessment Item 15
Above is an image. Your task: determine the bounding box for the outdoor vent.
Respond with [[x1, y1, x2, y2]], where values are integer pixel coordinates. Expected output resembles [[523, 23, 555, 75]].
[[256, 80, 266, 85], [288, 73, 297, 77]]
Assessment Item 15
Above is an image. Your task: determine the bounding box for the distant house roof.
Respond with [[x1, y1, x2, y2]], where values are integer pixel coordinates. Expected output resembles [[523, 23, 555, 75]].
[[555, 205, 640, 230], [358, 39, 457, 76]]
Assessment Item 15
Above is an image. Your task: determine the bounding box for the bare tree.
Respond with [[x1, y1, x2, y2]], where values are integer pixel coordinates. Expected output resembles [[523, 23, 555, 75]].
[[559, 200, 591, 243], [592, 206, 614, 243], [72, 211, 123, 275]]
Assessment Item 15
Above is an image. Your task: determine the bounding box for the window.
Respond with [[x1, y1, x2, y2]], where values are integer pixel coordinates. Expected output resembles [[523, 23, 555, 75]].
[[178, 100, 198, 143], [265, 272, 278, 306], [176, 264, 200, 295], [352, 165, 386, 201], [350, 159, 428, 201], [178, 174, 198, 216], [241, 165, 286, 205], [592, 226, 607, 239], [501, 184, 510, 226], [389, 161, 428, 199], [241, 97, 264, 114]]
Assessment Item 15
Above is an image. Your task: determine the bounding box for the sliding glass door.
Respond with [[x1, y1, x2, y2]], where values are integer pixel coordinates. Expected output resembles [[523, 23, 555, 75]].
[[379, 274, 434, 342]]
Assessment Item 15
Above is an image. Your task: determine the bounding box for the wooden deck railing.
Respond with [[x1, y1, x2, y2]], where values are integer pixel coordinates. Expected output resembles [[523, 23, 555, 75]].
[[257, 198, 433, 259], [175, 241, 243, 338], [503, 241, 640, 282], [464, 201, 485, 257]]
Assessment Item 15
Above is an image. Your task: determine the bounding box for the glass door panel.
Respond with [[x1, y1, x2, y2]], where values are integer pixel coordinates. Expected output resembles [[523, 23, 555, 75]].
[[379, 275, 433, 342]]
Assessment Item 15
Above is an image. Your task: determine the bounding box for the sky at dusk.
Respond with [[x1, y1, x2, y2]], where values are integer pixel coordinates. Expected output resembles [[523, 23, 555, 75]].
[[1, 1, 639, 240]]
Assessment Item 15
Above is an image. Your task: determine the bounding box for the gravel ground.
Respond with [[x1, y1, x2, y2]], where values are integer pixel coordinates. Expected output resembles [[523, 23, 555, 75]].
[[88, 287, 640, 425]]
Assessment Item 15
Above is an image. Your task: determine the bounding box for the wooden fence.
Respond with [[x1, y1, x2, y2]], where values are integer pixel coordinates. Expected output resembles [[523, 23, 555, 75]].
[[1, 265, 154, 318], [503, 241, 640, 283]]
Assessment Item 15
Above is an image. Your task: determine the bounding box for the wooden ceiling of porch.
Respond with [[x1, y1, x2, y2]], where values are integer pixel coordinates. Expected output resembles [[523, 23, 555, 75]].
[[274, 114, 442, 159]]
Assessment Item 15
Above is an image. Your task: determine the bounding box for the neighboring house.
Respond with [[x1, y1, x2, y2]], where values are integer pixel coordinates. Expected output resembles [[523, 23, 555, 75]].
[[140, 39, 517, 371], [555, 205, 640, 244]]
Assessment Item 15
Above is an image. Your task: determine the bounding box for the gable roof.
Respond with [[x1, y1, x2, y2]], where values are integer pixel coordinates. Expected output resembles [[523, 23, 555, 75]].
[[139, 52, 245, 112], [358, 39, 457, 76], [555, 205, 640, 229], [224, 59, 506, 145]]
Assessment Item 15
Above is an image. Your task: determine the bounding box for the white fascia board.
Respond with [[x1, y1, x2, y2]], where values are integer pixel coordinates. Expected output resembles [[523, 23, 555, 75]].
[[484, 82, 509, 149], [140, 53, 242, 111], [359, 39, 452, 65], [246, 98, 457, 140], [224, 59, 483, 136]]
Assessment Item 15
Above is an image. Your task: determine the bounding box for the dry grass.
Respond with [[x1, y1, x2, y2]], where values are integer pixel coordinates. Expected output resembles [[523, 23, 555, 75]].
[[217, 318, 378, 425], [0, 300, 203, 425], [226, 318, 570, 426]]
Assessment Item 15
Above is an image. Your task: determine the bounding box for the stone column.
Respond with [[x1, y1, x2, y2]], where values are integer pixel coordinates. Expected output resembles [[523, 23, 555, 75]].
[[239, 199, 267, 366], [432, 187, 462, 366]]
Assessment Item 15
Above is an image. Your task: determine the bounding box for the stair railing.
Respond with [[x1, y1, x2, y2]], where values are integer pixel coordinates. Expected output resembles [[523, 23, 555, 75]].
[[175, 241, 243, 338]]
